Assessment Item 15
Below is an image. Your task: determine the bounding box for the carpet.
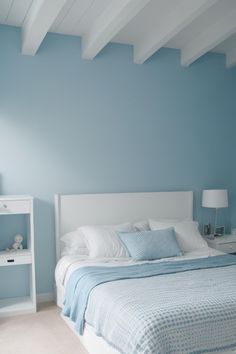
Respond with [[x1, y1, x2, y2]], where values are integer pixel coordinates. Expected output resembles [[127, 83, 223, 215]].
[[0, 302, 88, 354]]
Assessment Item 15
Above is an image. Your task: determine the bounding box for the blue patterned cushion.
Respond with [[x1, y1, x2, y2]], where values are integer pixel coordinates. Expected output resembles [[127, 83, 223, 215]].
[[118, 228, 182, 261]]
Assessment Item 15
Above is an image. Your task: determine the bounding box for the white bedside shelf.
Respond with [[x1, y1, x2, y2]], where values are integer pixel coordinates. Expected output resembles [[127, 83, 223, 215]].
[[205, 234, 236, 254], [0, 296, 36, 317], [0, 195, 36, 316], [0, 195, 32, 215], [0, 250, 32, 266]]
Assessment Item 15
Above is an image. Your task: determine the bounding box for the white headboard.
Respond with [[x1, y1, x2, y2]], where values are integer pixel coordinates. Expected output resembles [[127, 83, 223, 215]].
[[55, 191, 193, 261]]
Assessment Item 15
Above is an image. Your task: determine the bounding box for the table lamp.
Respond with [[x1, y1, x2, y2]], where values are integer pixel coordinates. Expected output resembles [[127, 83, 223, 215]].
[[202, 189, 228, 235]]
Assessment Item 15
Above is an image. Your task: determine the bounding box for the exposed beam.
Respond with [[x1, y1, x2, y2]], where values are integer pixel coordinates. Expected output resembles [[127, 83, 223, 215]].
[[22, 0, 68, 56], [226, 47, 236, 68], [181, 6, 236, 66], [134, 0, 217, 64], [82, 0, 151, 60]]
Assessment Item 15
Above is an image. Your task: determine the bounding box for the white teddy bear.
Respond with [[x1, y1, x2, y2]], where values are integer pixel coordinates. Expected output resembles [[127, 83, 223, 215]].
[[6, 234, 24, 252]]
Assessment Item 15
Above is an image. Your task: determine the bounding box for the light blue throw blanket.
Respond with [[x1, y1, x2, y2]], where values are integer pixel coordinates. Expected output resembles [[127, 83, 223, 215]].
[[63, 254, 236, 341]]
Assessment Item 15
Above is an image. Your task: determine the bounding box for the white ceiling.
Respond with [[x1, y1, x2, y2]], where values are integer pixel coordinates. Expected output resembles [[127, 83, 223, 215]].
[[1, 0, 236, 67]]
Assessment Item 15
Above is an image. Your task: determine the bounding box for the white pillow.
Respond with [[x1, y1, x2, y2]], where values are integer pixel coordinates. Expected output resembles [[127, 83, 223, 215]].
[[61, 246, 88, 257], [133, 219, 179, 232], [133, 220, 150, 231], [61, 230, 89, 256], [79, 223, 134, 259], [61, 230, 86, 248], [149, 219, 208, 252]]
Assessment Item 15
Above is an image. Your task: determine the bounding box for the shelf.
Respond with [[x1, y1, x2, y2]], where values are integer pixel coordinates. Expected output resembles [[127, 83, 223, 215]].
[[0, 195, 36, 316], [0, 250, 32, 266], [0, 296, 36, 317], [0, 199, 31, 214], [0, 195, 33, 201]]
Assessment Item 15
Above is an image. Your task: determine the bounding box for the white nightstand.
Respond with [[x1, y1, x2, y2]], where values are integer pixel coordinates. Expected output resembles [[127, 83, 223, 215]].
[[0, 195, 36, 317], [205, 234, 236, 254]]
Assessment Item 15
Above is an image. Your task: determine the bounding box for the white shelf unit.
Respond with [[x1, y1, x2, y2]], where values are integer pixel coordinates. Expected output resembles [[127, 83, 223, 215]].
[[0, 195, 36, 317]]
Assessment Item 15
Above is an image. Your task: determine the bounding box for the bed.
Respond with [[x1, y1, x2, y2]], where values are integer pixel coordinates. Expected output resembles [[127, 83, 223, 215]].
[[54, 191, 236, 354]]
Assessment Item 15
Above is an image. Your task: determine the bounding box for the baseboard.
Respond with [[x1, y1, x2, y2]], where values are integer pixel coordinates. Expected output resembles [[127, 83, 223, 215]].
[[36, 292, 55, 303]]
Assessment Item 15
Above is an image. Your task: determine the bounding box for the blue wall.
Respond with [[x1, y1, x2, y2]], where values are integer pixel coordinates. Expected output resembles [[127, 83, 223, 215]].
[[0, 25, 235, 295]]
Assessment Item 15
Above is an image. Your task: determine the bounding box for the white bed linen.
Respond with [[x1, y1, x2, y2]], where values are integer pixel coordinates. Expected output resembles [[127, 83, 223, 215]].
[[55, 247, 223, 289]]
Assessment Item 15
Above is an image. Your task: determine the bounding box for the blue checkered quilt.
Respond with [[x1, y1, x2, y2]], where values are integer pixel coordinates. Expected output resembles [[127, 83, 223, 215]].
[[63, 255, 236, 354]]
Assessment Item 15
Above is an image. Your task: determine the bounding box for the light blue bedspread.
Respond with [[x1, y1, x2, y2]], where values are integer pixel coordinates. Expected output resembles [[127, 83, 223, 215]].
[[63, 255, 236, 354]]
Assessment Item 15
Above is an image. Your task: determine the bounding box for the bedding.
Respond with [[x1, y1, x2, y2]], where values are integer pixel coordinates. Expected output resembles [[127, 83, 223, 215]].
[[61, 230, 89, 256], [133, 220, 150, 231], [56, 248, 236, 354], [149, 219, 208, 252], [83, 258, 236, 354], [62, 246, 88, 257], [79, 223, 134, 259], [118, 228, 183, 260], [133, 219, 182, 232], [55, 248, 223, 289]]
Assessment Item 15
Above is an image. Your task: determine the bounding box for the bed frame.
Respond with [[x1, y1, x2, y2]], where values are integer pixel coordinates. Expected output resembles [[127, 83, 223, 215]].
[[54, 190, 236, 354], [54, 191, 194, 354]]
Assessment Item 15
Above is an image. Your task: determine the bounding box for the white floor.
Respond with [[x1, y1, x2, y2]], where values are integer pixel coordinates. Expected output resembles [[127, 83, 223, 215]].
[[0, 302, 88, 354]]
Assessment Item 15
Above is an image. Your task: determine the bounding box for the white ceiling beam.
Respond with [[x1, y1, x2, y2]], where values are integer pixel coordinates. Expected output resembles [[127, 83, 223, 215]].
[[181, 6, 236, 67], [226, 47, 236, 68], [82, 0, 151, 60], [22, 0, 68, 56], [134, 0, 217, 64]]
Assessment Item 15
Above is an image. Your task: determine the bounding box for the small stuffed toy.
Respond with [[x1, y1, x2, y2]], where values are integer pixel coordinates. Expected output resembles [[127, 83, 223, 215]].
[[6, 234, 24, 252]]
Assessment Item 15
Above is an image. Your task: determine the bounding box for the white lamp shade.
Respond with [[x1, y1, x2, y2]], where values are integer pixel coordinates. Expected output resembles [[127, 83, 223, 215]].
[[202, 189, 228, 208]]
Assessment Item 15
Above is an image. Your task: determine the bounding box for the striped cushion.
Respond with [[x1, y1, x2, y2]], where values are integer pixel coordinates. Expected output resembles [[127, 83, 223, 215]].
[[118, 228, 182, 261]]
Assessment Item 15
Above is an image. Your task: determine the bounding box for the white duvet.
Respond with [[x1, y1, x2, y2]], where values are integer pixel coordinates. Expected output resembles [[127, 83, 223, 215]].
[[55, 247, 223, 289]]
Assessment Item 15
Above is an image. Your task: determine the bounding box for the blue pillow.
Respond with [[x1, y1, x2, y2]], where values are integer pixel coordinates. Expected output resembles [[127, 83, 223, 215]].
[[118, 228, 182, 261]]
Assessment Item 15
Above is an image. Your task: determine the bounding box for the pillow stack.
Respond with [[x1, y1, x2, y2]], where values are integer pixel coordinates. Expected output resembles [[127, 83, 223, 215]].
[[61, 223, 133, 258], [60, 219, 208, 261]]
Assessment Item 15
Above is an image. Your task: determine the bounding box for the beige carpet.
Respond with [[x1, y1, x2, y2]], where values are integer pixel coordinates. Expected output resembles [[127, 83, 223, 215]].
[[0, 302, 88, 354]]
